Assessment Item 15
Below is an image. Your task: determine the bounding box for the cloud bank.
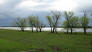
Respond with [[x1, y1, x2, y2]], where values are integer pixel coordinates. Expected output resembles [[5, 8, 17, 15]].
[[0, 0, 92, 26]]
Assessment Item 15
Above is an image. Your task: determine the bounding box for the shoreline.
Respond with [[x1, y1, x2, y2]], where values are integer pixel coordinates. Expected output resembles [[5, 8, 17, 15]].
[[0, 27, 92, 32]]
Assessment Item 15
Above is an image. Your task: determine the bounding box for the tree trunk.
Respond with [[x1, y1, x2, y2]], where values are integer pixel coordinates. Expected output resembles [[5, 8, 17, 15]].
[[70, 28, 72, 34], [52, 27, 55, 33], [66, 28, 69, 34], [21, 27, 24, 32], [55, 28, 57, 33], [51, 27, 53, 33], [40, 28, 42, 32], [32, 27, 33, 32], [36, 28, 38, 32], [84, 27, 86, 34]]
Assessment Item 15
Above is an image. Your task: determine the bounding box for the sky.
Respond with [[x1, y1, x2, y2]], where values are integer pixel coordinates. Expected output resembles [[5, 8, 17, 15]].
[[0, 0, 92, 26]]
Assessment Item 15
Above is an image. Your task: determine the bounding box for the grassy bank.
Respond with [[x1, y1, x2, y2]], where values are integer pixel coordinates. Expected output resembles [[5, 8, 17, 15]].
[[0, 30, 92, 52]]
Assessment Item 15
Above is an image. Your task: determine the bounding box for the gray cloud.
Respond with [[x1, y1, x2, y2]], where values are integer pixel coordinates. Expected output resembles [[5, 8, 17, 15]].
[[0, 0, 92, 26]]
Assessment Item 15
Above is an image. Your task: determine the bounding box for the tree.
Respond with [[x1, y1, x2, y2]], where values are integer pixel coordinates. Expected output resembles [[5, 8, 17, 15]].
[[46, 11, 61, 33], [33, 16, 40, 32], [28, 16, 44, 32], [51, 11, 61, 33], [28, 16, 36, 32], [62, 16, 79, 34], [80, 11, 89, 34], [46, 16, 53, 33], [64, 11, 74, 34], [14, 17, 26, 32], [62, 20, 68, 32], [69, 16, 79, 34]]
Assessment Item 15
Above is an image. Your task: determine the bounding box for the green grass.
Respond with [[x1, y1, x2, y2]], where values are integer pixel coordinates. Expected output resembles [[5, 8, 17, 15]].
[[0, 30, 92, 52]]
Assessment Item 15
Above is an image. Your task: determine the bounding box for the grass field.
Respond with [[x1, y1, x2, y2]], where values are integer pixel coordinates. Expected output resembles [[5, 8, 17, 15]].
[[0, 30, 92, 52]]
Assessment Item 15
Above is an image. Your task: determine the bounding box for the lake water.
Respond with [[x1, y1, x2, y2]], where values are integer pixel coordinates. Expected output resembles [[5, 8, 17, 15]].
[[0, 27, 92, 32]]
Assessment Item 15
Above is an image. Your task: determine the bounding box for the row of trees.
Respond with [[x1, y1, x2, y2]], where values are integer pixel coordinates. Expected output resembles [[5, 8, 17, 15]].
[[14, 11, 91, 34], [62, 11, 89, 34], [14, 16, 45, 32], [28, 16, 45, 32]]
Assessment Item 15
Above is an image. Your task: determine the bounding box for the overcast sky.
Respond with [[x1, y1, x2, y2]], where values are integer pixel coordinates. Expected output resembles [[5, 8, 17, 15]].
[[0, 0, 92, 26]]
